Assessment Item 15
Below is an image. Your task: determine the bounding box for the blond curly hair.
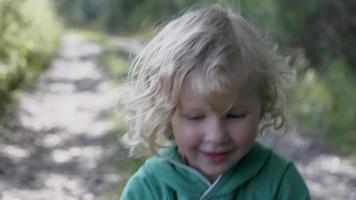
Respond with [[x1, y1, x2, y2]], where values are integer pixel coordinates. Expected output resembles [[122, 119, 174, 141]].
[[121, 5, 290, 155]]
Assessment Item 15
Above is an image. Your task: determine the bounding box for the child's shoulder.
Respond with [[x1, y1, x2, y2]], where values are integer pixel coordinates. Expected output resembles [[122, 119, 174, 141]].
[[253, 142, 292, 165], [251, 143, 310, 198], [248, 142, 295, 177], [120, 151, 175, 199], [121, 146, 199, 199], [129, 146, 180, 179], [242, 142, 304, 188]]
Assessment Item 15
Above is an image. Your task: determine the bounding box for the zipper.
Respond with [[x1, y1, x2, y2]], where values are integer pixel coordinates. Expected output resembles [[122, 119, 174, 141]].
[[200, 175, 222, 200]]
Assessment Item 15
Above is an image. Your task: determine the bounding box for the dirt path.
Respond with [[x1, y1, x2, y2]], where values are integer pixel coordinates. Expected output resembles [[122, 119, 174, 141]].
[[0, 34, 355, 200], [0, 34, 122, 200]]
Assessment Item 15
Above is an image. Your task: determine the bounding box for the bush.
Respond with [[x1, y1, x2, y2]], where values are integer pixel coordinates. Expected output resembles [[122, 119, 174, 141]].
[[324, 60, 356, 155], [99, 46, 130, 82], [290, 57, 356, 155], [290, 69, 332, 134], [0, 0, 61, 122]]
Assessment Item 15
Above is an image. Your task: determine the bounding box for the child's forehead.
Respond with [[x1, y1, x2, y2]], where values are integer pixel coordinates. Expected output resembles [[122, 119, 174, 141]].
[[178, 78, 259, 110]]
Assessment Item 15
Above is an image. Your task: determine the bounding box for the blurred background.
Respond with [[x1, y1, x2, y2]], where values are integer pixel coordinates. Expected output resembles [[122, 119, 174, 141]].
[[0, 0, 355, 199]]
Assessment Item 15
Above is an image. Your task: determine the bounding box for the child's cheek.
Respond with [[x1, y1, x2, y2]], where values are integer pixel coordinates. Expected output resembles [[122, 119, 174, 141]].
[[230, 117, 259, 144], [173, 120, 204, 148]]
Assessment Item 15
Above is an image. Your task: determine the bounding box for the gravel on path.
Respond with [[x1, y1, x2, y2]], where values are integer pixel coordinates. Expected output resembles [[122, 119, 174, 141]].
[[0, 34, 122, 200]]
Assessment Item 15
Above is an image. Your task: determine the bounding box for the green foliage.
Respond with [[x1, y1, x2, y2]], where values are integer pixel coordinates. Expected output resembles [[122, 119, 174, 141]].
[[54, 0, 243, 33], [290, 57, 356, 155], [0, 0, 61, 121], [99, 49, 130, 82], [290, 69, 332, 134], [272, 0, 356, 71], [324, 60, 356, 155]]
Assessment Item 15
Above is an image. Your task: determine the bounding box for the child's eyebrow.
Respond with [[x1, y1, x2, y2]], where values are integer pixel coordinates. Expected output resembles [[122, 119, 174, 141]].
[[229, 101, 254, 110], [179, 107, 200, 112], [228, 106, 251, 112]]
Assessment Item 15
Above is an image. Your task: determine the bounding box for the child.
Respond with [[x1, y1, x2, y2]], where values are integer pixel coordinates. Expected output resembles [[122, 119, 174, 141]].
[[120, 5, 310, 200]]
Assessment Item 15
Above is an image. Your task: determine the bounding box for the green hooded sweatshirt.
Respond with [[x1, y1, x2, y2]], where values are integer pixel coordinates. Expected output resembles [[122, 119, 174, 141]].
[[120, 142, 310, 200]]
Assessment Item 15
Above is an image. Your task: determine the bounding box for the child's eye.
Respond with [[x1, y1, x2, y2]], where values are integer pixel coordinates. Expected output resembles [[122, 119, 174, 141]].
[[183, 115, 204, 120], [226, 113, 246, 119]]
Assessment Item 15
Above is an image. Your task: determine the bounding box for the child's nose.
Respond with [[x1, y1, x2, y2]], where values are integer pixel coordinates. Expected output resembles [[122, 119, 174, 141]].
[[204, 118, 228, 144]]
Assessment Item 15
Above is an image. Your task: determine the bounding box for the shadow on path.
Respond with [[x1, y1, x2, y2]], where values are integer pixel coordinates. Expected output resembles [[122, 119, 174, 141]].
[[0, 34, 124, 200]]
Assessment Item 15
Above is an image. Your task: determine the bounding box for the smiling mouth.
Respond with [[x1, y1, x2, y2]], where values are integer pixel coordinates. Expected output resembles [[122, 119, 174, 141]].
[[202, 150, 232, 163]]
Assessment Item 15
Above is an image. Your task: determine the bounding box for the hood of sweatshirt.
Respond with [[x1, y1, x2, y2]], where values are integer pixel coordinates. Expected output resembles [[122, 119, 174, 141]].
[[144, 142, 271, 198]]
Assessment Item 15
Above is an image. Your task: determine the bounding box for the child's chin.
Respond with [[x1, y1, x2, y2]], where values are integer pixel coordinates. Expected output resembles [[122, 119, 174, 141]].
[[202, 164, 233, 179]]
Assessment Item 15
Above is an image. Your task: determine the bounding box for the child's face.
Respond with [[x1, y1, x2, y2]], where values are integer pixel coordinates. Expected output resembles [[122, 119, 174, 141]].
[[171, 82, 261, 182]]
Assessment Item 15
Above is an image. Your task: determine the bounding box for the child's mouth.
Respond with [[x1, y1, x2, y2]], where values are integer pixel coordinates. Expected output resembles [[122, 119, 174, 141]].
[[202, 150, 232, 163]]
